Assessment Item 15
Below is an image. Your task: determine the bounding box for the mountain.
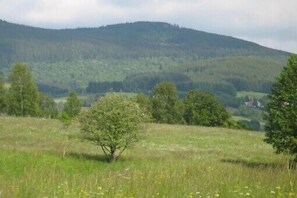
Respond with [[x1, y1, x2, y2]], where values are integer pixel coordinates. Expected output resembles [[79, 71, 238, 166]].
[[0, 20, 289, 95]]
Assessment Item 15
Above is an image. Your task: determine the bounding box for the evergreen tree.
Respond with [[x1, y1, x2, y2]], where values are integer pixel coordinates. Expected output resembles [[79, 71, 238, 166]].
[[8, 63, 40, 116], [63, 92, 81, 118], [184, 91, 231, 127], [265, 54, 297, 159], [152, 82, 185, 124]]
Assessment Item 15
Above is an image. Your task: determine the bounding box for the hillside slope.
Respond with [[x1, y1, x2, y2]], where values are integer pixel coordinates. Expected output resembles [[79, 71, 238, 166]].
[[0, 20, 287, 65], [0, 20, 289, 92]]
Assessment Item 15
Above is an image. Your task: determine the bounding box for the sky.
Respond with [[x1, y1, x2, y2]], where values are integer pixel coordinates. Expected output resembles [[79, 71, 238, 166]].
[[0, 0, 296, 53]]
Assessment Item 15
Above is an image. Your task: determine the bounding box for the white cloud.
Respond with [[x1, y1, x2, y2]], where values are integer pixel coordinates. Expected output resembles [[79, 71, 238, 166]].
[[0, 0, 296, 52]]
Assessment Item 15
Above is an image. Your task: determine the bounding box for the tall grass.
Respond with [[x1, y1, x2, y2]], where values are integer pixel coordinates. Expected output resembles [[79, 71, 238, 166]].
[[0, 116, 296, 197]]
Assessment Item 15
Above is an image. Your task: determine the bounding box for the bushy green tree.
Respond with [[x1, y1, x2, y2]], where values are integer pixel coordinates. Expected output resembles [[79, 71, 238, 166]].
[[134, 93, 152, 116], [63, 92, 81, 118], [236, 119, 261, 131], [236, 120, 252, 130], [59, 111, 73, 130], [8, 63, 40, 116], [79, 93, 149, 162], [233, 105, 262, 121], [151, 82, 185, 124], [184, 91, 231, 127], [250, 119, 261, 131], [265, 54, 297, 158]]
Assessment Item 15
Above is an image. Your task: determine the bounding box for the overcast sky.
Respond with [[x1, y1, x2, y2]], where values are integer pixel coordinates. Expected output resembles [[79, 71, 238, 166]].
[[0, 0, 296, 53]]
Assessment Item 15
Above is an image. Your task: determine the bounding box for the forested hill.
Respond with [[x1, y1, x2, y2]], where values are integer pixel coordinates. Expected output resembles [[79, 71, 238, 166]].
[[0, 20, 287, 66], [0, 20, 289, 94]]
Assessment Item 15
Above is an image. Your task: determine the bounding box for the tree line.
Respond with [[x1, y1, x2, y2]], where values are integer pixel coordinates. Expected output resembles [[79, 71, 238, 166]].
[[0, 62, 263, 131], [0, 63, 235, 128], [86, 72, 193, 94], [0, 63, 81, 119], [85, 72, 240, 107], [134, 81, 236, 127]]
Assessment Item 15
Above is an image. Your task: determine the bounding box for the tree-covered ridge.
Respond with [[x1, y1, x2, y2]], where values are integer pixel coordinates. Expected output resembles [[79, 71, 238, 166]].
[[0, 20, 288, 67], [0, 20, 289, 93]]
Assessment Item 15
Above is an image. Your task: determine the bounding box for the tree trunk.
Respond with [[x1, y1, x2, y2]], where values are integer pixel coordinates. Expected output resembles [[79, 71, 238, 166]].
[[109, 145, 119, 163]]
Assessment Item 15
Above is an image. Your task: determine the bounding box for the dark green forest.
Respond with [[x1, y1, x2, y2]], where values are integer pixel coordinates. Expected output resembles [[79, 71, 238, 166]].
[[0, 19, 289, 97]]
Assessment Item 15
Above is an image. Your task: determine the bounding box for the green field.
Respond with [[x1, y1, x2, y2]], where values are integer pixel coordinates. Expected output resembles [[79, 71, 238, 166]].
[[0, 116, 296, 197], [237, 91, 268, 99]]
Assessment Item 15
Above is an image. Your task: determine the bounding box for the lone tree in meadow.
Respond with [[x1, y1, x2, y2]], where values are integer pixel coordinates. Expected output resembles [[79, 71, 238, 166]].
[[184, 91, 231, 127], [8, 63, 40, 116], [79, 93, 149, 162], [265, 54, 297, 159]]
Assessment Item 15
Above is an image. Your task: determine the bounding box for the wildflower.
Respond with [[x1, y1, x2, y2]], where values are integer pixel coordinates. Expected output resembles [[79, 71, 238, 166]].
[[288, 192, 295, 197], [215, 193, 220, 197], [276, 186, 281, 190], [246, 192, 250, 196], [270, 191, 275, 194]]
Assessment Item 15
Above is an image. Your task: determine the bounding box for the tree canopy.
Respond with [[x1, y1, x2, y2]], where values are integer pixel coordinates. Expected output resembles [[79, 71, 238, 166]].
[[39, 93, 58, 118], [264, 54, 297, 159], [8, 63, 40, 116], [151, 82, 185, 124], [184, 91, 231, 127], [63, 92, 81, 118]]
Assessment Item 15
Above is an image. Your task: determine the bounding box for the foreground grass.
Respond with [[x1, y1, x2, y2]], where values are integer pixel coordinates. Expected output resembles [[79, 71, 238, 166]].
[[0, 116, 296, 197]]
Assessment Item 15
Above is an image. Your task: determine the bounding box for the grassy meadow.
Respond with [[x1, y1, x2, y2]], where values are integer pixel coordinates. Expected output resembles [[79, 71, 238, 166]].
[[236, 91, 268, 99], [0, 116, 296, 197]]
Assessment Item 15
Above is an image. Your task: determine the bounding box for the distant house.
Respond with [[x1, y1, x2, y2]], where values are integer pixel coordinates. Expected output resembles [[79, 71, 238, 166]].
[[244, 97, 264, 108], [244, 101, 254, 107]]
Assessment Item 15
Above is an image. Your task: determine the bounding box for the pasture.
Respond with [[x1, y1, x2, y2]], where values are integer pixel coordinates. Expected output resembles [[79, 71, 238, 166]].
[[0, 116, 296, 197]]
